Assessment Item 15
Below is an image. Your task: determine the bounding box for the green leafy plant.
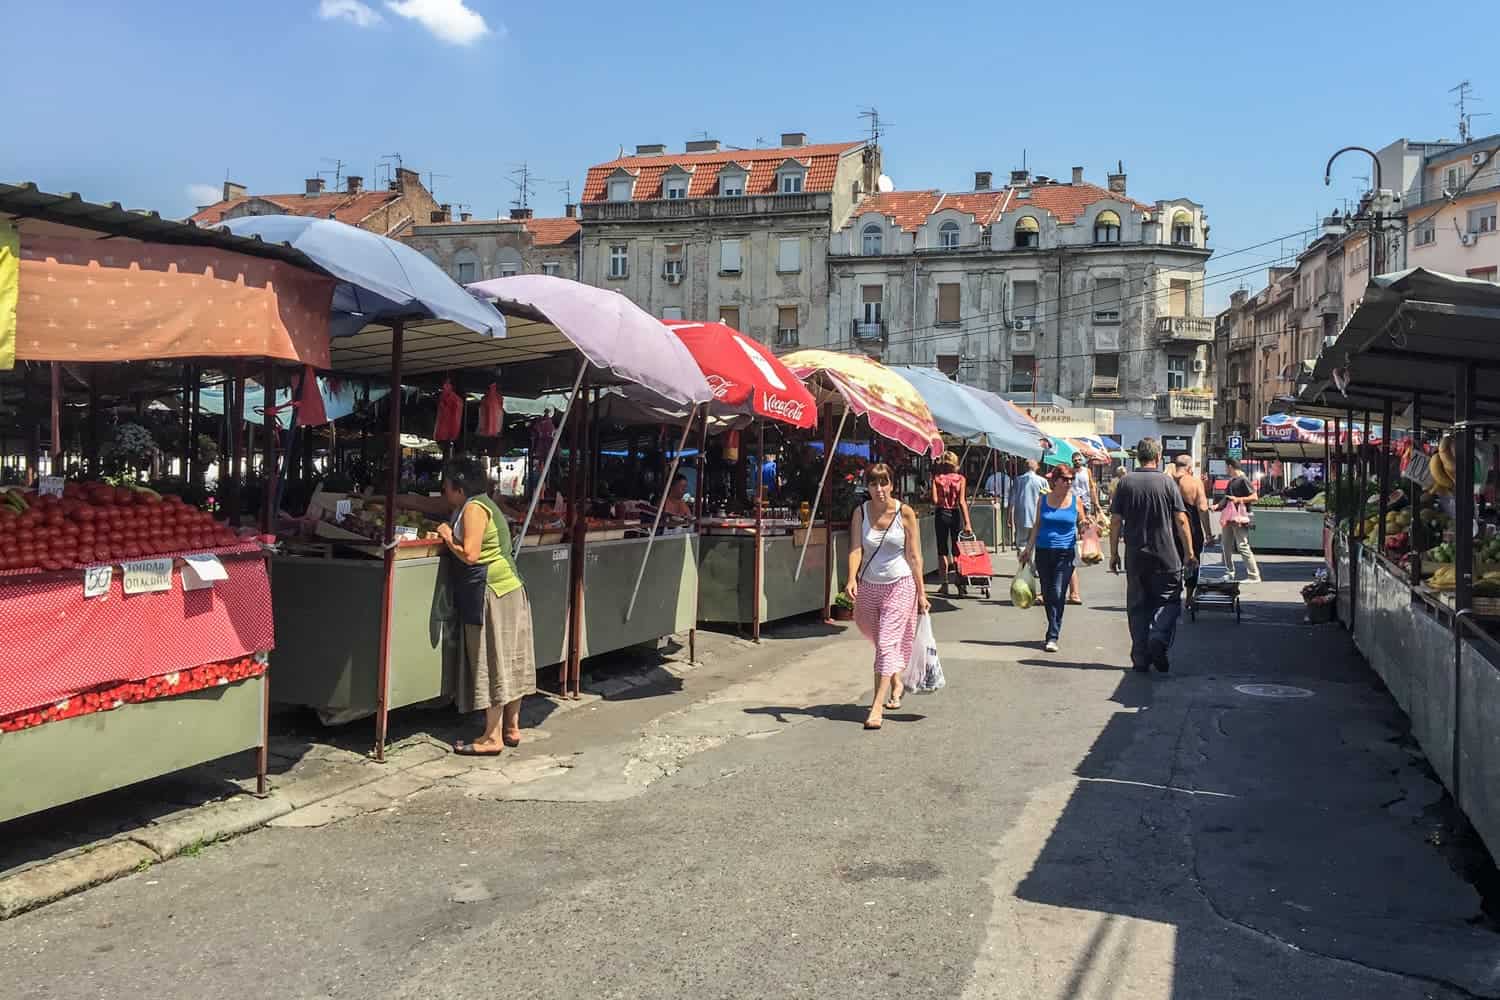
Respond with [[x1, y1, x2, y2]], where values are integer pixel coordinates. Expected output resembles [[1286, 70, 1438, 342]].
[[834, 591, 854, 610]]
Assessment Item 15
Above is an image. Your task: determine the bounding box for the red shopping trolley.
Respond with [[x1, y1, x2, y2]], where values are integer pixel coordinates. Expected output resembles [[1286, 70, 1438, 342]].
[[956, 531, 993, 599]]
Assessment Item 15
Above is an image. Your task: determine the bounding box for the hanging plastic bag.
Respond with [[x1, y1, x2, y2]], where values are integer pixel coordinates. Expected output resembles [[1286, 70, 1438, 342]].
[[478, 383, 504, 437], [1079, 521, 1103, 564], [433, 381, 463, 442], [293, 365, 328, 427], [902, 614, 945, 693], [1011, 562, 1038, 609]]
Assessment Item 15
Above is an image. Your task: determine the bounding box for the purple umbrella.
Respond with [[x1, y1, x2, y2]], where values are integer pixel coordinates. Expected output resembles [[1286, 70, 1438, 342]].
[[466, 275, 712, 407]]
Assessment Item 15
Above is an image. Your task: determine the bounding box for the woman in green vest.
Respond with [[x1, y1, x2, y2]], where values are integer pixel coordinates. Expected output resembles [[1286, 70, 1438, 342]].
[[435, 459, 536, 756]]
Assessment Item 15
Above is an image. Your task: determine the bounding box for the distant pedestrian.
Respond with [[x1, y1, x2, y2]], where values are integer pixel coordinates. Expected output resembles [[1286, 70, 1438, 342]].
[[1009, 460, 1047, 552], [1109, 438, 1196, 673], [845, 463, 929, 731], [1066, 453, 1098, 605], [1216, 457, 1262, 583], [1020, 463, 1085, 653], [930, 451, 972, 596]]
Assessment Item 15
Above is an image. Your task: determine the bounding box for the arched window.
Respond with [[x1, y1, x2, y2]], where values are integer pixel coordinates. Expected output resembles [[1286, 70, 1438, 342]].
[[1171, 210, 1194, 245], [452, 248, 480, 284], [1093, 209, 1121, 244], [862, 223, 883, 256], [1014, 216, 1040, 249], [939, 221, 961, 249]]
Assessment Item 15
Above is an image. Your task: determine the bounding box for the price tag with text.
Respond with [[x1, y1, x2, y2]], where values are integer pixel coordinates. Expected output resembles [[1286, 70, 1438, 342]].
[[334, 499, 352, 523], [181, 553, 228, 591], [83, 564, 113, 599], [122, 558, 173, 595], [39, 476, 64, 498], [394, 525, 419, 541]]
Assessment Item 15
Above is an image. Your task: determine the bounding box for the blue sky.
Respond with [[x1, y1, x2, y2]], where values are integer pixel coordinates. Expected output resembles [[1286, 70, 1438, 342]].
[[2, 0, 1492, 311]]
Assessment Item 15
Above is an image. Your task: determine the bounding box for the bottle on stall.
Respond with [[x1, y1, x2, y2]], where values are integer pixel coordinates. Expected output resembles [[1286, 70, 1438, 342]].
[[799, 501, 811, 526]]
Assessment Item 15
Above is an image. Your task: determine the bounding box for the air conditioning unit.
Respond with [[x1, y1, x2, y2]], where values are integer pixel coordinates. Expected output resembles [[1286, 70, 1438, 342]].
[[1474, 152, 1488, 166], [1012, 317, 1033, 331], [1461, 233, 1476, 247], [1192, 358, 1207, 373], [663, 271, 682, 284]]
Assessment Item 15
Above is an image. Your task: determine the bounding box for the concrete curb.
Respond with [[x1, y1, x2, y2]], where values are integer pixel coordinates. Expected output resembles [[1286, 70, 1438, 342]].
[[0, 740, 445, 922]]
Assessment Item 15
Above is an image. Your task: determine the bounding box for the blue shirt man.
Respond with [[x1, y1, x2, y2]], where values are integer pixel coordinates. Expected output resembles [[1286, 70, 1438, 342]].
[[1009, 460, 1047, 546]]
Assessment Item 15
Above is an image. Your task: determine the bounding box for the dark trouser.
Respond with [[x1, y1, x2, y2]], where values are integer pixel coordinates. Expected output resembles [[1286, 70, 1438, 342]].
[[1035, 548, 1076, 643], [1125, 556, 1183, 669], [934, 507, 961, 559]]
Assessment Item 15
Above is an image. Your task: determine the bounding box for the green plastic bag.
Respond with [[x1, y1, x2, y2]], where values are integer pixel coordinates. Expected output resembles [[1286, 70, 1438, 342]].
[[1011, 562, 1038, 609]]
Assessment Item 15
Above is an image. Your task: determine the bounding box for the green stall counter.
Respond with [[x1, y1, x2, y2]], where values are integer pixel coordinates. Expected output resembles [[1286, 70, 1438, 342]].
[[971, 501, 1002, 550], [578, 534, 698, 658], [0, 674, 266, 824], [1248, 507, 1325, 553], [698, 530, 838, 625]]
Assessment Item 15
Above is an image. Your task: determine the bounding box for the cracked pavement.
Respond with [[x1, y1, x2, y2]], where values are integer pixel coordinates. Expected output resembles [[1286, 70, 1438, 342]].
[[2, 553, 1496, 999]]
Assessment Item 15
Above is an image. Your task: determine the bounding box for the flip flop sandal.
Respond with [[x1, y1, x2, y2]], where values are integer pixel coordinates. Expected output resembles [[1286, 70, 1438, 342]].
[[453, 741, 503, 757]]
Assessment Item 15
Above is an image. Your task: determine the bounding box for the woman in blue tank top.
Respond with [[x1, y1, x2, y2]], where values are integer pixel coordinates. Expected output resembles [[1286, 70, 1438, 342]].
[[1020, 464, 1085, 652]]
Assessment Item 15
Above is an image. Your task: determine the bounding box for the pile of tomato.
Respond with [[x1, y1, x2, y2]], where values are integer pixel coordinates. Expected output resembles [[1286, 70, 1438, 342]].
[[0, 483, 241, 572]]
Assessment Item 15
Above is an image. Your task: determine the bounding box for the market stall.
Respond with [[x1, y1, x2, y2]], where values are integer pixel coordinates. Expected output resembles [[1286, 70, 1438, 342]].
[[1241, 439, 1329, 553], [0, 185, 342, 822], [1296, 267, 1500, 861]]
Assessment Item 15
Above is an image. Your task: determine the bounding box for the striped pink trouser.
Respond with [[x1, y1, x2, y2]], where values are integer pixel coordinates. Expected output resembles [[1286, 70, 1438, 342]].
[[854, 574, 918, 677]]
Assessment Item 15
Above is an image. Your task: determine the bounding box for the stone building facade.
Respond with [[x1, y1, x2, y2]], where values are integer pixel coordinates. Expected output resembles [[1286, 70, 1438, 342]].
[[190, 168, 440, 238], [826, 166, 1214, 454], [402, 207, 581, 285], [577, 135, 880, 348]]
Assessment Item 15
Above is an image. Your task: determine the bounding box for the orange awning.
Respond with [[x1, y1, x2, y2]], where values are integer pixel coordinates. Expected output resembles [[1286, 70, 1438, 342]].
[[14, 236, 334, 367]]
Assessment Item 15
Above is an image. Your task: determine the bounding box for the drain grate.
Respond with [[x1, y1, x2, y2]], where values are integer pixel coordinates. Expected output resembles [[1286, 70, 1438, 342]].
[[1234, 683, 1314, 699]]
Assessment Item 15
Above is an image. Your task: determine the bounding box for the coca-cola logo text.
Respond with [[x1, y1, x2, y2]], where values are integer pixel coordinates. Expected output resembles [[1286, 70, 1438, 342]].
[[762, 394, 808, 422], [704, 374, 735, 400]]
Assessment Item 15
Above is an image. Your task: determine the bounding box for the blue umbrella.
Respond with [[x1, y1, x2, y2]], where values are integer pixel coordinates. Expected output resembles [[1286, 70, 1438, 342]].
[[212, 215, 505, 338], [888, 366, 1045, 459]]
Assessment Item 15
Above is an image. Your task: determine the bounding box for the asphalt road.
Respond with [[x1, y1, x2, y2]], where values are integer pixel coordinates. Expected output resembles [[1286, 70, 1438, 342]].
[[3, 553, 1495, 999]]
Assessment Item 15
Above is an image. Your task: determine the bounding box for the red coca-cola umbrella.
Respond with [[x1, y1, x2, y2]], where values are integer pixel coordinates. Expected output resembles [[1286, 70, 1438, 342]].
[[662, 320, 816, 428]]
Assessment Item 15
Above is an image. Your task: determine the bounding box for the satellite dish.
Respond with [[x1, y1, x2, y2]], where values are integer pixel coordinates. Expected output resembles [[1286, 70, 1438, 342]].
[[876, 174, 894, 193]]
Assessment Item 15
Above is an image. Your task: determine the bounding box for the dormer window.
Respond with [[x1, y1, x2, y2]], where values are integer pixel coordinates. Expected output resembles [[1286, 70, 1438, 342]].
[[776, 160, 807, 195], [781, 173, 804, 194], [939, 221, 961, 249], [717, 164, 747, 197], [1171, 210, 1194, 245], [608, 177, 634, 202], [862, 223, 883, 256], [664, 178, 688, 200], [1014, 216, 1040, 249], [1093, 209, 1122, 244]]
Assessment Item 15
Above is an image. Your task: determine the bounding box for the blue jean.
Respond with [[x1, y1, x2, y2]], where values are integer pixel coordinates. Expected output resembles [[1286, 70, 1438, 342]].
[[1034, 548, 1076, 643], [1125, 556, 1183, 668]]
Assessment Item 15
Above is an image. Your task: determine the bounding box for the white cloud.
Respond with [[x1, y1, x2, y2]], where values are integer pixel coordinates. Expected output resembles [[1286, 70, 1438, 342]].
[[385, 0, 492, 45], [319, 0, 383, 28], [187, 183, 224, 207]]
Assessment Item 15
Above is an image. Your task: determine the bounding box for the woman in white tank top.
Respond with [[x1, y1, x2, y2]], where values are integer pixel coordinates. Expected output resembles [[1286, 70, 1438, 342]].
[[844, 463, 929, 730]]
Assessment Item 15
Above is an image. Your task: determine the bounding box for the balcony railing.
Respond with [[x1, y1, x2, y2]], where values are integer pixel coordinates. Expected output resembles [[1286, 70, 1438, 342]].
[[1155, 316, 1215, 343], [1156, 390, 1216, 422], [582, 192, 829, 222], [852, 319, 887, 343], [1402, 162, 1500, 209]]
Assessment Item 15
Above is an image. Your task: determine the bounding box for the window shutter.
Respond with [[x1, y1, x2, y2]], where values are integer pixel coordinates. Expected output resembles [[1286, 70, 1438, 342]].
[[778, 306, 798, 330], [938, 283, 961, 324], [719, 307, 741, 328], [862, 284, 883, 304], [721, 239, 741, 272], [778, 238, 799, 272], [1169, 279, 1189, 317], [662, 307, 683, 320], [1093, 278, 1121, 319]]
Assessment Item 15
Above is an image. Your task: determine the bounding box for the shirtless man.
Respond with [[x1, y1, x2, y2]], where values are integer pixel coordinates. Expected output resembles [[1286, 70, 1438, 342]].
[[1170, 455, 1213, 602]]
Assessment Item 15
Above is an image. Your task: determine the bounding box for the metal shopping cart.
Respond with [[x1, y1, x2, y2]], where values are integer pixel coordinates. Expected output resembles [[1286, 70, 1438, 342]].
[[956, 531, 993, 599], [1187, 539, 1241, 623]]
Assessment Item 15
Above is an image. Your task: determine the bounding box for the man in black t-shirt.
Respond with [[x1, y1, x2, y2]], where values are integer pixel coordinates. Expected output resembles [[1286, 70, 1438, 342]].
[[1109, 438, 1196, 673]]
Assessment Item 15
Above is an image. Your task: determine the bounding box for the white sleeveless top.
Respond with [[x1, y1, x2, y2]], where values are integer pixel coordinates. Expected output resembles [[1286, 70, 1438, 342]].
[[860, 501, 910, 583]]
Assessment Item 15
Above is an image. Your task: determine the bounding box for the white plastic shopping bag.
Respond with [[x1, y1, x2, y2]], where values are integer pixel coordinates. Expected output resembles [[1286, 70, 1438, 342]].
[[902, 614, 945, 694]]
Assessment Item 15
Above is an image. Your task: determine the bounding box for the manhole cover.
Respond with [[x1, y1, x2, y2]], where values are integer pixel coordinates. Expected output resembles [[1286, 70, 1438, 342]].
[[1234, 684, 1314, 699]]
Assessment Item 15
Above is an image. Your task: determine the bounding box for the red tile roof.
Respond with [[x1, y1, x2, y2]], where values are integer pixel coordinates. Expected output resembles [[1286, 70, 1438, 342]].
[[936, 191, 1009, 226], [1016, 182, 1154, 223], [582, 141, 865, 202], [524, 216, 580, 246], [853, 190, 943, 231], [190, 191, 400, 227]]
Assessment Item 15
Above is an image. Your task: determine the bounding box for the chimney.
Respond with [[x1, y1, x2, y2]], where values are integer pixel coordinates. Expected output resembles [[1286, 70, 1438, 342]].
[[781, 132, 808, 148], [685, 139, 722, 153], [974, 170, 992, 191], [396, 167, 421, 193], [1071, 166, 1084, 184], [305, 177, 325, 196], [635, 143, 667, 155], [564, 203, 577, 219], [1009, 169, 1030, 187], [460, 211, 472, 222], [430, 204, 452, 223], [223, 180, 246, 201], [510, 208, 534, 220], [346, 175, 363, 194], [1107, 161, 1127, 195], [1034, 174, 1051, 185]]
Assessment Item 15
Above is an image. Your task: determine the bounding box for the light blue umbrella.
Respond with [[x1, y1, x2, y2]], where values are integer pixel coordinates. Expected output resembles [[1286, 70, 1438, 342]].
[[197, 378, 392, 429], [212, 215, 505, 338], [888, 366, 1045, 459]]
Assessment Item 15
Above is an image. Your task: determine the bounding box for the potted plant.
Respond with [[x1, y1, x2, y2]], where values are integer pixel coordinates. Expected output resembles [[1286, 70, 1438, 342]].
[[831, 591, 855, 622], [1301, 578, 1336, 624]]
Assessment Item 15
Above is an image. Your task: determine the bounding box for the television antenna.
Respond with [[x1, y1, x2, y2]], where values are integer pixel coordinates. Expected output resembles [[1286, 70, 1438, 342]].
[[510, 163, 542, 210], [319, 157, 346, 189], [377, 153, 403, 188], [1451, 81, 1490, 142], [425, 171, 451, 198], [858, 107, 890, 145]]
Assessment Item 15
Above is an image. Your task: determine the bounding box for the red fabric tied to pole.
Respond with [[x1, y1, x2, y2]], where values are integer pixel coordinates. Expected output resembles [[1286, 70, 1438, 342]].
[[434, 381, 463, 442], [724, 429, 741, 462], [294, 365, 328, 427], [478, 384, 504, 437]]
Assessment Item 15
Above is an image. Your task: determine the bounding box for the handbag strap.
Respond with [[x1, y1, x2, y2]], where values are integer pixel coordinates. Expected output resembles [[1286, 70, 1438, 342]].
[[857, 501, 901, 584]]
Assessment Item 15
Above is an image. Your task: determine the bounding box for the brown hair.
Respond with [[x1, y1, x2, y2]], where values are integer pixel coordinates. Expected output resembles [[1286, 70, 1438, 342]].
[[866, 463, 893, 486]]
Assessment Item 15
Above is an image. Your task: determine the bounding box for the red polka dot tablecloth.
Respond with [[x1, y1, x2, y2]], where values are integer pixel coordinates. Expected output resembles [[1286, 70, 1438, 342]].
[[0, 550, 275, 719]]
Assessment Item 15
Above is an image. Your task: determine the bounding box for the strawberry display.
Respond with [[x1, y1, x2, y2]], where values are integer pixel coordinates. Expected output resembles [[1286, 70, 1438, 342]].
[[0, 482, 242, 573]]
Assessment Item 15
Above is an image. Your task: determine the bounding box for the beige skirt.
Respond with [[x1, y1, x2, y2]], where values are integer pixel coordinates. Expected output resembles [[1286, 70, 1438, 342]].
[[460, 586, 537, 713]]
